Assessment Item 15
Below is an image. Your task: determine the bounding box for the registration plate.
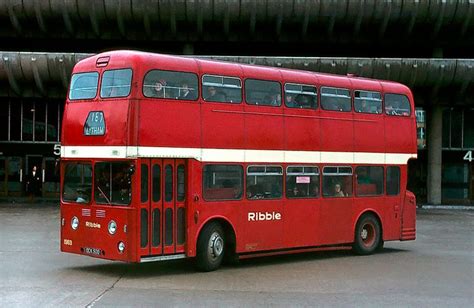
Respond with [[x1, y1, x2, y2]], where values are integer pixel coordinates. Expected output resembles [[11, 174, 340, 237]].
[[83, 247, 102, 256]]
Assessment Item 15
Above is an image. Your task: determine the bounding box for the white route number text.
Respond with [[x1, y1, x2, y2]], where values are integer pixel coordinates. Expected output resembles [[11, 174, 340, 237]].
[[463, 151, 473, 162]]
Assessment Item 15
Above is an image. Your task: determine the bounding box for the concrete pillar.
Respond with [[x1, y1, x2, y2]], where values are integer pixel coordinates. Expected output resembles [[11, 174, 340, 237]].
[[427, 105, 443, 204]]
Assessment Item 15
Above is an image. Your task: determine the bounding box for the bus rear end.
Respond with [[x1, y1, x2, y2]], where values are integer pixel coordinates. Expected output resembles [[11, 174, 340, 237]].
[[401, 190, 417, 240]]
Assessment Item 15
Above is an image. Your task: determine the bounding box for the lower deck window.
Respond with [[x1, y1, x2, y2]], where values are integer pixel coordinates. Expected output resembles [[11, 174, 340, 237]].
[[203, 165, 243, 200], [95, 162, 133, 205], [355, 166, 384, 196], [286, 166, 320, 198], [323, 166, 353, 197], [246, 166, 283, 199]]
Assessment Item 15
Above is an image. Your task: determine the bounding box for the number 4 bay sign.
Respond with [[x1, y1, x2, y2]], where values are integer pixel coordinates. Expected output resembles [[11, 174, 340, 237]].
[[464, 151, 473, 162]]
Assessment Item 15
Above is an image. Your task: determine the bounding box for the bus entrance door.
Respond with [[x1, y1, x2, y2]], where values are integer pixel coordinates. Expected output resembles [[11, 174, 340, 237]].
[[142, 159, 187, 258]]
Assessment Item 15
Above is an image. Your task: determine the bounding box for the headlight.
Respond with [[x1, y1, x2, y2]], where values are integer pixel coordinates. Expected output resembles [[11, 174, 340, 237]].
[[118, 241, 125, 253], [108, 220, 117, 235], [71, 216, 79, 230]]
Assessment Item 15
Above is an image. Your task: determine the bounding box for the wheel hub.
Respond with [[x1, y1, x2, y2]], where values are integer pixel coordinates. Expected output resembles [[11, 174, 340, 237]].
[[209, 232, 223, 259]]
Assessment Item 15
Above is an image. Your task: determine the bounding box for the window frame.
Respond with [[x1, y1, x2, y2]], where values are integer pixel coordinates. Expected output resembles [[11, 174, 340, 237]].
[[355, 166, 384, 197], [100, 68, 133, 99], [384, 93, 412, 117], [202, 74, 243, 104], [68, 71, 99, 101], [244, 78, 282, 107], [386, 166, 401, 196], [320, 86, 352, 112], [142, 69, 199, 101], [354, 90, 382, 114], [322, 166, 353, 198], [284, 82, 318, 109], [286, 165, 320, 199], [94, 161, 133, 206], [202, 164, 244, 201], [246, 165, 283, 200], [62, 162, 93, 204]]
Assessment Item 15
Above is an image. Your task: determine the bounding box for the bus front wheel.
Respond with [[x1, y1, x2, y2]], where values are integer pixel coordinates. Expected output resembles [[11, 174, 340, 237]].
[[353, 214, 381, 255], [196, 222, 225, 271]]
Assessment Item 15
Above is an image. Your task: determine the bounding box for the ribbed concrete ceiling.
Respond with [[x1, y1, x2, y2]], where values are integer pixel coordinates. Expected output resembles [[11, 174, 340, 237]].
[[0, 1, 472, 57], [0, 52, 472, 103]]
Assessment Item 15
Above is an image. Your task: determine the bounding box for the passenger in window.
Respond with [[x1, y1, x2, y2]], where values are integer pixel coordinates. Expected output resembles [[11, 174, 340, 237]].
[[205, 86, 226, 101], [386, 100, 408, 116], [285, 94, 295, 107], [386, 101, 398, 115], [295, 95, 311, 108], [246, 185, 258, 199], [179, 81, 193, 99], [311, 184, 319, 197], [357, 99, 370, 113], [76, 189, 89, 203], [290, 186, 301, 197], [333, 183, 345, 197], [270, 93, 281, 106], [233, 187, 242, 199], [145, 80, 167, 98]]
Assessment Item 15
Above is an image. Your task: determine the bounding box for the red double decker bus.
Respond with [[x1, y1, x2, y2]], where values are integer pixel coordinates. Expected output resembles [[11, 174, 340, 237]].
[[60, 50, 417, 271]]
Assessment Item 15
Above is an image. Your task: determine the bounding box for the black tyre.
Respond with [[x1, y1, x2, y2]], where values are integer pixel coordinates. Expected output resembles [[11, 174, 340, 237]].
[[353, 214, 381, 255], [196, 222, 225, 272]]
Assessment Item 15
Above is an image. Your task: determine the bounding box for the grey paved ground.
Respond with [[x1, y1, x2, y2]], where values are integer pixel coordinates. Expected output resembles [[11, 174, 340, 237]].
[[0, 203, 472, 307]]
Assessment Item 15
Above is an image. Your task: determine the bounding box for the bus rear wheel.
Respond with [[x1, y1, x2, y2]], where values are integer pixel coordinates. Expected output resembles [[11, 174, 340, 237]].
[[196, 222, 225, 271], [353, 214, 381, 255]]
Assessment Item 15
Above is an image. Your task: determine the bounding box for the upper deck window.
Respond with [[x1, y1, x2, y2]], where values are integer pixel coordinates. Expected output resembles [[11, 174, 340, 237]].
[[321, 87, 351, 112], [354, 90, 382, 114], [284, 83, 318, 109], [69, 72, 99, 100], [202, 75, 242, 103], [100, 69, 132, 98], [245, 79, 282, 106], [385, 93, 411, 116], [143, 70, 198, 100]]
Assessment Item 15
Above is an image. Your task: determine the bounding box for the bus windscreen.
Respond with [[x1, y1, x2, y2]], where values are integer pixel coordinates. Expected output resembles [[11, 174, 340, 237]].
[[69, 72, 99, 100]]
